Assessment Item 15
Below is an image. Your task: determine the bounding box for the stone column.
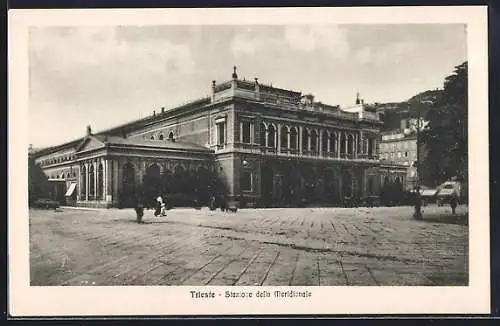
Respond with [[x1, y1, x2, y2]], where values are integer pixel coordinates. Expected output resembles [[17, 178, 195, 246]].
[[354, 133, 358, 158], [113, 160, 119, 206], [94, 161, 98, 200], [105, 159, 112, 202], [327, 132, 331, 157], [102, 159, 107, 199], [85, 162, 89, 201], [299, 126, 303, 155], [336, 132, 341, 158], [319, 131, 323, 157], [307, 131, 311, 154], [344, 133, 349, 157], [287, 129, 291, 150], [77, 166, 81, 201], [277, 123, 281, 153], [265, 126, 269, 148]]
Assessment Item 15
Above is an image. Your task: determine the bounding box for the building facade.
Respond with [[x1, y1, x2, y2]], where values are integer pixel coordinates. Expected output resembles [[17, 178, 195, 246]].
[[378, 130, 417, 167], [31, 67, 383, 208]]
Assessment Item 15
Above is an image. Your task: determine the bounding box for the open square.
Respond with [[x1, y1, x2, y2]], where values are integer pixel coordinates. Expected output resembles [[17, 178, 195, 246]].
[[30, 205, 468, 286]]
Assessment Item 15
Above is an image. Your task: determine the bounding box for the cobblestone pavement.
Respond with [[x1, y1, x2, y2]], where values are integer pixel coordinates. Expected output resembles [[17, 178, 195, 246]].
[[29, 205, 468, 286]]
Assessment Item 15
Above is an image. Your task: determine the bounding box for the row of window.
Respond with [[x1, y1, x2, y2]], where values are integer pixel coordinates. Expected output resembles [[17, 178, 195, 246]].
[[379, 141, 415, 151], [40, 154, 76, 167], [236, 121, 377, 156], [50, 171, 77, 179], [379, 151, 415, 160], [150, 131, 176, 141], [80, 164, 104, 199]]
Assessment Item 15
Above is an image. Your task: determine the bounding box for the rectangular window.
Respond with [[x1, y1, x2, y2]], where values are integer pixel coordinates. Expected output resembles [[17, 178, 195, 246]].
[[240, 171, 252, 191], [241, 121, 251, 144], [217, 122, 225, 145]]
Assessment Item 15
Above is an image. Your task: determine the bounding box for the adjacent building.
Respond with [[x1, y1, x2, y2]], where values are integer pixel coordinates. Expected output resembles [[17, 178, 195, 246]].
[[31, 67, 383, 208]]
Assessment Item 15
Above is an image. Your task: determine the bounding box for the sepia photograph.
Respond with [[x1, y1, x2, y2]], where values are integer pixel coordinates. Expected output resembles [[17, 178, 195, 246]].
[[9, 6, 489, 316]]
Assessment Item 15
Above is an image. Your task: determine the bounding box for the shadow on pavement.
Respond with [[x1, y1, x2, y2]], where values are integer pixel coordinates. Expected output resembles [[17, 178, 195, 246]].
[[419, 214, 468, 226]]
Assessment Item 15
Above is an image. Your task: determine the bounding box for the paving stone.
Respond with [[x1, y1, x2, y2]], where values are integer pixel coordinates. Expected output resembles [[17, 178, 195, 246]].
[[29, 205, 468, 286]]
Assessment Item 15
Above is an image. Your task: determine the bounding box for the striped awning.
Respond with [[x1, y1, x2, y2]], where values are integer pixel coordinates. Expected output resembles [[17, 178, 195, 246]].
[[65, 182, 77, 196]]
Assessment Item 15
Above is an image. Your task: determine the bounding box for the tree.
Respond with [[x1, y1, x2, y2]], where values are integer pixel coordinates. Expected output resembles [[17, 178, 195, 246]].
[[28, 155, 51, 205], [421, 61, 468, 186]]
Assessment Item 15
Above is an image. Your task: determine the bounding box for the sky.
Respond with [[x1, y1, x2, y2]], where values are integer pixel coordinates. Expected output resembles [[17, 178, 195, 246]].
[[28, 24, 467, 148]]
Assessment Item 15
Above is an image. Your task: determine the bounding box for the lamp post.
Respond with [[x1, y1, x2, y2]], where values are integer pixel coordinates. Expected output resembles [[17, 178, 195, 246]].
[[412, 100, 433, 220]]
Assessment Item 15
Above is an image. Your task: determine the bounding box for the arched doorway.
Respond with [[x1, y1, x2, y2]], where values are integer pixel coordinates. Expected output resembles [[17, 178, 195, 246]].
[[88, 165, 95, 200], [342, 169, 352, 199], [302, 129, 310, 153], [144, 163, 162, 206], [80, 165, 87, 199], [121, 162, 136, 207], [261, 165, 274, 206], [259, 123, 267, 147], [290, 127, 298, 151], [173, 165, 186, 194], [97, 163, 104, 200], [321, 132, 329, 155], [340, 134, 347, 156], [280, 126, 288, 150], [267, 124, 276, 148], [310, 130, 318, 154]]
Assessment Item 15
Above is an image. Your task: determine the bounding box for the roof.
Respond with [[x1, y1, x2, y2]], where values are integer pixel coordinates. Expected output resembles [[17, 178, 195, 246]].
[[99, 135, 212, 153]]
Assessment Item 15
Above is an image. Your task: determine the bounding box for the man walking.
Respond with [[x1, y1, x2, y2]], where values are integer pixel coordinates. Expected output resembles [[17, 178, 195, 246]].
[[134, 192, 145, 224]]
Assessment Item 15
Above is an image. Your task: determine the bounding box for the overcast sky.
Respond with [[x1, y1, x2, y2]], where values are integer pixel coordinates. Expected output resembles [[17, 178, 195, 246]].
[[29, 24, 466, 148]]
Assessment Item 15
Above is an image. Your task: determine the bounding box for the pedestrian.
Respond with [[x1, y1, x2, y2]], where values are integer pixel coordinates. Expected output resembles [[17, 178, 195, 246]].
[[450, 194, 458, 215], [134, 193, 145, 224], [160, 196, 167, 216], [154, 195, 167, 217]]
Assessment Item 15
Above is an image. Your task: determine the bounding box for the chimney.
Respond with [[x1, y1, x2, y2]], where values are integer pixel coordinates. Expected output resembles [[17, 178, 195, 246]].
[[361, 99, 364, 104], [231, 67, 238, 94], [86, 125, 92, 136], [400, 119, 407, 131], [254, 78, 260, 100], [161, 107, 165, 113], [28, 144, 33, 151], [211, 80, 216, 102]]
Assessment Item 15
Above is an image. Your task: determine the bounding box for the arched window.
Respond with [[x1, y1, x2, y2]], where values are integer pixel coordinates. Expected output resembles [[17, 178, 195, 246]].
[[168, 132, 174, 141], [173, 165, 186, 193], [302, 129, 309, 152], [310, 130, 318, 153], [150, 135, 155, 140], [347, 134, 354, 155], [66, 173, 71, 179], [367, 177, 374, 195], [259, 123, 267, 147], [280, 126, 288, 149], [340, 133, 347, 155], [80, 165, 86, 197], [290, 127, 298, 150], [267, 124, 276, 148], [321, 131, 329, 154], [159, 134, 164, 140], [97, 163, 104, 199], [88, 165, 95, 198], [368, 138, 374, 157], [329, 132, 337, 154]]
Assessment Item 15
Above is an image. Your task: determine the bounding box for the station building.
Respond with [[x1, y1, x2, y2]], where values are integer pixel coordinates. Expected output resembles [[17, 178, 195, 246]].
[[31, 67, 383, 208]]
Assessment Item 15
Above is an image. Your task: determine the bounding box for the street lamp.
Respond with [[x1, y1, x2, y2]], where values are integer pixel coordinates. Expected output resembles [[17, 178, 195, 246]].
[[412, 100, 433, 220]]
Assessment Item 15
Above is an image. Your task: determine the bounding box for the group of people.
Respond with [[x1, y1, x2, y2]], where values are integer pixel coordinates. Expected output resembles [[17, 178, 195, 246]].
[[134, 195, 167, 224]]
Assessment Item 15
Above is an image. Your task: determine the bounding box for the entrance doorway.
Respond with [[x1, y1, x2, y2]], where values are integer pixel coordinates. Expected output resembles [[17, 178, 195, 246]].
[[261, 165, 274, 206]]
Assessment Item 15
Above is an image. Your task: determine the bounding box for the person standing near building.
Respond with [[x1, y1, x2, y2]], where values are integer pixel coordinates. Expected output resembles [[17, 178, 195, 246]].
[[134, 192, 145, 224], [155, 195, 167, 217], [450, 193, 458, 215]]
